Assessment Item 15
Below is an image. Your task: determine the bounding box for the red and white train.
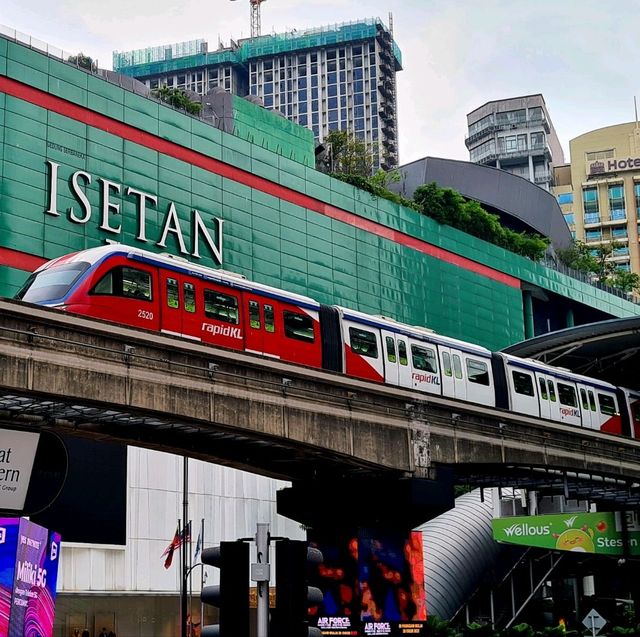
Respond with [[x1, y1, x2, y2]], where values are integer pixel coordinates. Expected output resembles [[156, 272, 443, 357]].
[[15, 245, 640, 438]]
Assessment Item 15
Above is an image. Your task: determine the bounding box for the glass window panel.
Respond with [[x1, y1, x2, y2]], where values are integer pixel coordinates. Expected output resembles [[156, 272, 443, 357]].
[[398, 340, 408, 366], [411, 345, 437, 373], [204, 289, 239, 324], [249, 300, 261, 329], [166, 278, 179, 308], [349, 327, 378, 358], [184, 283, 196, 313], [284, 311, 315, 342], [264, 304, 275, 333], [512, 371, 534, 396], [386, 336, 396, 363], [558, 383, 577, 407], [598, 394, 617, 416], [467, 359, 490, 385]]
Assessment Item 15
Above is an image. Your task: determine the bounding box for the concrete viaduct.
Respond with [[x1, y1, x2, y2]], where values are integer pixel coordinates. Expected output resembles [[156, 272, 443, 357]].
[[1, 298, 640, 525]]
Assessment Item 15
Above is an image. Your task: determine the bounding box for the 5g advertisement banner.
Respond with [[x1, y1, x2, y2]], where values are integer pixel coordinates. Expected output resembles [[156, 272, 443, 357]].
[[0, 517, 61, 637], [308, 529, 427, 637]]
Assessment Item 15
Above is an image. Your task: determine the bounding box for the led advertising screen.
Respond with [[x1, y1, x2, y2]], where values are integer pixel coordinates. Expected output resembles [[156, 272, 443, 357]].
[[0, 517, 61, 637], [309, 529, 427, 637]]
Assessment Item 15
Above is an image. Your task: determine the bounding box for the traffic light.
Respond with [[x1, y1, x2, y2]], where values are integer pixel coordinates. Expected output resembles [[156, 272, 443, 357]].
[[200, 541, 250, 637], [272, 539, 323, 637]]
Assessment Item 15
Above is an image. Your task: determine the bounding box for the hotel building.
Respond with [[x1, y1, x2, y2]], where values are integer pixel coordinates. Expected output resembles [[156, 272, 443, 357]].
[[554, 122, 640, 275]]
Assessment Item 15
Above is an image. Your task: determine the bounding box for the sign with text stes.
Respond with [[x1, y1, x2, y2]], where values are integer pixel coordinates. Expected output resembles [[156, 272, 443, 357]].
[[493, 511, 640, 556]]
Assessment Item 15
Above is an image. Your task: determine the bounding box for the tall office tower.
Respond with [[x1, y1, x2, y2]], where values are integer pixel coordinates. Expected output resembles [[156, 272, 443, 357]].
[[465, 95, 565, 192], [114, 19, 402, 170]]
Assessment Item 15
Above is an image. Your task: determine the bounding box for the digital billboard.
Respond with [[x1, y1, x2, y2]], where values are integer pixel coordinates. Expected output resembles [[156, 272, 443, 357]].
[[309, 529, 426, 637], [0, 517, 61, 637]]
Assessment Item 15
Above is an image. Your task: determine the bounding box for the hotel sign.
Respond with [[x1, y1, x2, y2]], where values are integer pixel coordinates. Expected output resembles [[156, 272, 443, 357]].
[[588, 157, 640, 176]]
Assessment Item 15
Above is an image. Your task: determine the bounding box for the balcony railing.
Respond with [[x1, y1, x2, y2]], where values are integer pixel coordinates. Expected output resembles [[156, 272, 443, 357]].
[[465, 115, 550, 147]]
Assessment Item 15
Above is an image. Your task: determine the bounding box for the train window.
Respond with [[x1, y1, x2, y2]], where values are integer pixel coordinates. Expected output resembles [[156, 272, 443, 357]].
[[598, 394, 618, 416], [580, 389, 589, 410], [249, 300, 261, 329], [349, 327, 377, 358], [632, 402, 640, 423], [17, 261, 89, 303], [558, 383, 578, 407], [92, 267, 152, 301], [512, 371, 534, 396], [397, 340, 408, 366], [548, 381, 557, 402], [385, 337, 396, 363], [204, 290, 239, 324], [442, 352, 453, 377], [452, 354, 463, 380], [588, 390, 596, 411], [284, 311, 315, 342], [538, 378, 548, 400], [264, 304, 275, 332], [166, 278, 179, 308], [467, 359, 489, 386], [411, 345, 437, 373], [184, 283, 196, 313]]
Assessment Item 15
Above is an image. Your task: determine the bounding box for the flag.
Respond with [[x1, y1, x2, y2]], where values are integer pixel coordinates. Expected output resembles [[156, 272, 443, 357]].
[[162, 522, 192, 569], [193, 530, 202, 563]]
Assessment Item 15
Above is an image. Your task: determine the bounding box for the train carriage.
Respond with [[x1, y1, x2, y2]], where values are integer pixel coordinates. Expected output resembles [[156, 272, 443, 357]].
[[14, 244, 639, 440]]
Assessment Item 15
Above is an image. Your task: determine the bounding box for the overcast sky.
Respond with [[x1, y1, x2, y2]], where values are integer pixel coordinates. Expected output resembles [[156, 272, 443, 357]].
[[2, 0, 640, 165]]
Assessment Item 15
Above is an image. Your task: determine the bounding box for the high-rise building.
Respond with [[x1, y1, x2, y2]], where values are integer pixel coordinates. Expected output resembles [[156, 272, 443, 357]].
[[465, 94, 564, 192], [553, 122, 640, 275], [114, 19, 402, 170]]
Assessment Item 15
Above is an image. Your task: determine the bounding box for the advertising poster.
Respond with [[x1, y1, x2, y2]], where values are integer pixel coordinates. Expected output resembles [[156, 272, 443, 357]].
[[0, 517, 61, 637], [492, 511, 640, 556], [309, 530, 427, 637]]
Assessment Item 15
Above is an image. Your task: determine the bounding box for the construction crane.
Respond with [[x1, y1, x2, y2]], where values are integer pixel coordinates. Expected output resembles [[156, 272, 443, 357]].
[[230, 0, 267, 38]]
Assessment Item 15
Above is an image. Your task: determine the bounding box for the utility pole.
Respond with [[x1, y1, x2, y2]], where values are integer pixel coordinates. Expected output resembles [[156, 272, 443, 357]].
[[252, 523, 270, 637]]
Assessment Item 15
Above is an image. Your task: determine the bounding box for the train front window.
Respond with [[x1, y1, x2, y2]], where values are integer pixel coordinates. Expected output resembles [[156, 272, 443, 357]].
[[349, 327, 377, 358], [92, 267, 152, 301], [204, 290, 239, 324], [16, 262, 89, 303]]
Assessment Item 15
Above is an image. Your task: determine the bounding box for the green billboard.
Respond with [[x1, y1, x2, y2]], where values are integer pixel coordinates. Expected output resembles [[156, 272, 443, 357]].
[[492, 512, 640, 556]]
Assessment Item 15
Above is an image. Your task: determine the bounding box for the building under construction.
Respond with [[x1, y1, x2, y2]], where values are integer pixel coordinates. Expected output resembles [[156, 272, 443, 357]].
[[113, 18, 402, 170]]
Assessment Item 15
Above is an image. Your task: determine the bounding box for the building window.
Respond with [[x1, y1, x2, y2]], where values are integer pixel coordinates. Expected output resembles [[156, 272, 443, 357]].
[[586, 149, 615, 161], [584, 212, 600, 224], [583, 187, 599, 216], [530, 131, 545, 149], [608, 184, 625, 220], [557, 193, 573, 205], [585, 229, 602, 242], [564, 213, 575, 226], [612, 227, 628, 239]]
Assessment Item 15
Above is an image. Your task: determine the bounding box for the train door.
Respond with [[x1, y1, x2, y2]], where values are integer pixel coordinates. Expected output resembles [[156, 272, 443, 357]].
[[438, 347, 466, 401], [407, 339, 441, 396], [381, 330, 399, 386], [461, 354, 494, 407], [535, 375, 551, 420], [555, 378, 582, 427], [160, 271, 183, 337], [396, 336, 412, 389], [508, 367, 539, 416], [621, 389, 640, 438], [242, 296, 279, 358], [576, 384, 596, 429]]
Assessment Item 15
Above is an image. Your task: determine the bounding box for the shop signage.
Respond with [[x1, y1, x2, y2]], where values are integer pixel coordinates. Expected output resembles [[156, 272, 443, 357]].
[[45, 160, 224, 264], [0, 429, 40, 511], [492, 511, 640, 556], [588, 157, 640, 176]]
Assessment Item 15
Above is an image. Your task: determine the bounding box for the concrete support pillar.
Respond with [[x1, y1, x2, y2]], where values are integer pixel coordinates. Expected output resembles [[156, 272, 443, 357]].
[[523, 291, 534, 339]]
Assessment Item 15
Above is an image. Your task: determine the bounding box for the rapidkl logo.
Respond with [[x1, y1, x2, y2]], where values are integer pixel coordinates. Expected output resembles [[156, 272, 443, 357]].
[[560, 407, 580, 418], [412, 372, 440, 385]]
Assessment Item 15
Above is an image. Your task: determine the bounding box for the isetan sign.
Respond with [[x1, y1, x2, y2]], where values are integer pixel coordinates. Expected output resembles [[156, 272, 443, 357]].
[[589, 157, 640, 176]]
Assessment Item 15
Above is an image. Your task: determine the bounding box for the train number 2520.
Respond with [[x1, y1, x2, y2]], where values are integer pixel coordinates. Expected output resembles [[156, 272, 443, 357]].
[[138, 309, 154, 320]]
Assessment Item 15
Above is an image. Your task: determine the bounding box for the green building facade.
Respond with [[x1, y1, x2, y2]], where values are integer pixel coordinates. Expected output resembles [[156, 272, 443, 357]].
[[0, 34, 638, 353]]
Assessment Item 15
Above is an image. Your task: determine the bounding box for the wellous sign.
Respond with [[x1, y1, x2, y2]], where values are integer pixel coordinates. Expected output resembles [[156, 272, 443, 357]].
[[492, 512, 640, 556]]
